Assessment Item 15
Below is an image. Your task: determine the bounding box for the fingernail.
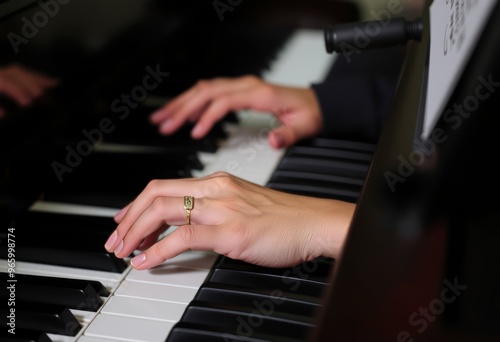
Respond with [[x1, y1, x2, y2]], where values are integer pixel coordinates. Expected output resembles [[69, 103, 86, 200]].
[[104, 231, 117, 251], [114, 240, 124, 255], [150, 110, 163, 121], [131, 253, 146, 267], [191, 123, 203, 137], [159, 119, 173, 133]]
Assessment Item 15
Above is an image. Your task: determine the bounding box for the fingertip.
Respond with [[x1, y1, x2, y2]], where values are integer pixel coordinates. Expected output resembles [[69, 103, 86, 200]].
[[130, 253, 147, 269], [149, 109, 164, 124], [159, 119, 176, 135], [269, 130, 286, 149], [104, 230, 118, 252], [191, 123, 205, 139]]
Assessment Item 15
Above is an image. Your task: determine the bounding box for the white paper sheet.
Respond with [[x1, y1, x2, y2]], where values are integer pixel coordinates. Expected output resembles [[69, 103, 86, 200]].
[[422, 0, 496, 140]]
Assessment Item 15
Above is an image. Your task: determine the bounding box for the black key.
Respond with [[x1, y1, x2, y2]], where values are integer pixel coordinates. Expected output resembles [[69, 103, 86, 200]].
[[13, 211, 117, 235], [196, 282, 322, 315], [3, 213, 127, 272], [267, 178, 361, 201], [103, 106, 225, 153], [218, 257, 334, 284], [286, 145, 373, 163], [0, 273, 105, 311], [171, 257, 333, 341], [270, 170, 364, 187], [181, 300, 314, 340], [268, 137, 373, 201], [167, 322, 301, 342], [297, 137, 376, 153], [44, 150, 196, 207], [277, 156, 369, 179], [4, 301, 81, 336], [0, 329, 53, 342], [208, 265, 329, 298]]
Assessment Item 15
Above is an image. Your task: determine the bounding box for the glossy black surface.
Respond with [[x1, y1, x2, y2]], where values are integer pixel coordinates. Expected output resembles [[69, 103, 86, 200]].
[[314, 2, 500, 341]]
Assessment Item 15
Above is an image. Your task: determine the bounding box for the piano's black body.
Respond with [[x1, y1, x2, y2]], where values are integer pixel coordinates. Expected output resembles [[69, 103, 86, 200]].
[[1, 0, 500, 341]]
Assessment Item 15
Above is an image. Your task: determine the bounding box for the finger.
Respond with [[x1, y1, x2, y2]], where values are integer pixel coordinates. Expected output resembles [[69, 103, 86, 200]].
[[129, 224, 227, 270], [150, 86, 199, 124], [116, 178, 198, 230], [110, 173, 232, 254], [187, 104, 207, 124], [157, 79, 242, 135], [0, 80, 31, 106], [155, 89, 203, 134], [152, 77, 258, 133], [8, 71, 49, 100], [191, 89, 265, 138], [268, 126, 297, 149], [34, 74, 59, 88], [137, 227, 167, 250], [20, 70, 58, 93], [113, 195, 190, 258], [119, 173, 228, 227]]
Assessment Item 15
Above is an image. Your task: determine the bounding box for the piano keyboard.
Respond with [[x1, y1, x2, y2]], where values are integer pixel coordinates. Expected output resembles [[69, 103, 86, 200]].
[[0, 29, 374, 342]]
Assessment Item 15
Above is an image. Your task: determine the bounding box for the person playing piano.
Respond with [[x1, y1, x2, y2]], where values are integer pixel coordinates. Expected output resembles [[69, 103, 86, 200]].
[[105, 47, 406, 270]]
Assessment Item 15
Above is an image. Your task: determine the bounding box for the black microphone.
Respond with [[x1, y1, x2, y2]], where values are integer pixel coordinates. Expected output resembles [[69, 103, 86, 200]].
[[324, 17, 423, 54]]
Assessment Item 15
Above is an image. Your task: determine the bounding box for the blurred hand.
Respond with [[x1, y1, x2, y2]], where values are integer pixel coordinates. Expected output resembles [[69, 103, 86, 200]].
[[150, 75, 323, 149], [105, 172, 354, 269], [0, 64, 58, 118]]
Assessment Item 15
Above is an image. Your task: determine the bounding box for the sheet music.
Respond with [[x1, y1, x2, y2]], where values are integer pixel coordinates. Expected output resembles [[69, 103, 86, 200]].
[[422, 0, 496, 140]]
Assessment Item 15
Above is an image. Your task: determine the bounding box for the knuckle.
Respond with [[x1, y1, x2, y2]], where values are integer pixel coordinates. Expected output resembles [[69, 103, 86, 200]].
[[211, 170, 230, 178], [151, 197, 167, 214], [195, 79, 211, 93], [212, 171, 236, 187], [146, 179, 161, 190], [241, 74, 260, 85], [258, 83, 277, 101]]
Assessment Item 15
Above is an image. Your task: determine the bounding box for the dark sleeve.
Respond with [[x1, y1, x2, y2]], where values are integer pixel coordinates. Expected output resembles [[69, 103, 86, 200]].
[[311, 46, 407, 143]]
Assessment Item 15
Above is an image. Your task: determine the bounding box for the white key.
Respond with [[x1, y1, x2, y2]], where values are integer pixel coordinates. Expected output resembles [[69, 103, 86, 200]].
[[125, 265, 210, 289], [83, 314, 174, 342], [47, 334, 78, 342], [194, 119, 286, 185], [115, 280, 198, 304], [29, 201, 120, 216], [0, 261, 128, 292], [101, 296, 187, 322], [78, 337, 123, 342], [79, 336, 125, 342]]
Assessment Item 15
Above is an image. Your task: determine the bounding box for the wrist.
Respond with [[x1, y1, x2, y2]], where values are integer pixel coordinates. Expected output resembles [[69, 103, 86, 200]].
[[313, 199, 355, 260]]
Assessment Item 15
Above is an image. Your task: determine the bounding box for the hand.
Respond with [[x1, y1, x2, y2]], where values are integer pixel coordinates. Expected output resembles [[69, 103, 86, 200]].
[[149, 75, 323, 149], [104, 172, 355, 270], [0, 64, 58, 117]]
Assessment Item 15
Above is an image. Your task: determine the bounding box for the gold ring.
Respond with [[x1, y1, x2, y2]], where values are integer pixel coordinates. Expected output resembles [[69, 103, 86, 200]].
[[184, 196, 194, 225]]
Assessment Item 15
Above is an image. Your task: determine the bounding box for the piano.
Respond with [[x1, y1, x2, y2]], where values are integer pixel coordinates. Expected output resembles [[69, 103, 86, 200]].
[[1, 0, 500, 341]]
